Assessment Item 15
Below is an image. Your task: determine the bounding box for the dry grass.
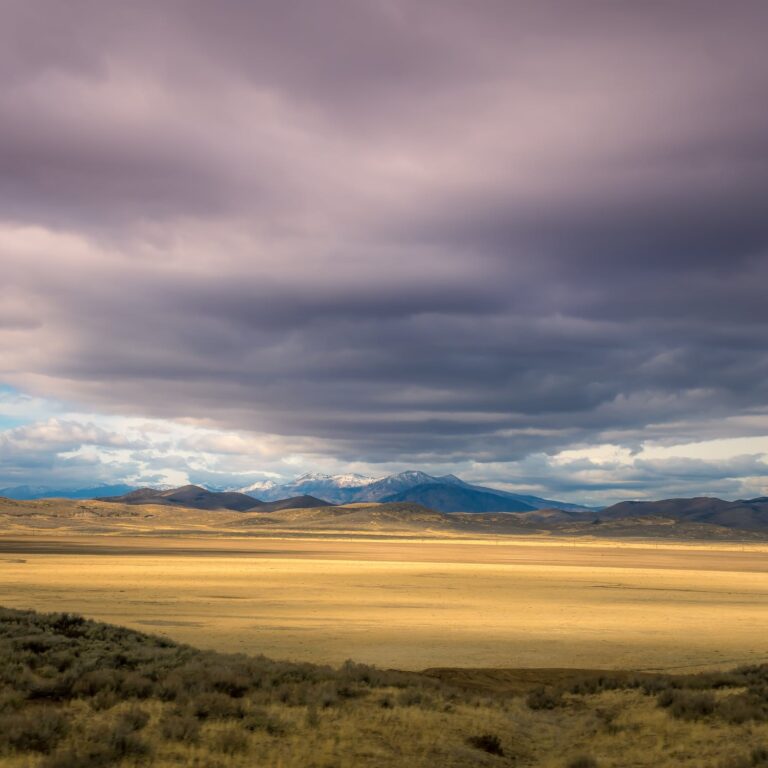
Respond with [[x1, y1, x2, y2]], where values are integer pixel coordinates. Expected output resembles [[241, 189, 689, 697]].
[[3, 607, 768, 767], [2, 534, 768, 672]]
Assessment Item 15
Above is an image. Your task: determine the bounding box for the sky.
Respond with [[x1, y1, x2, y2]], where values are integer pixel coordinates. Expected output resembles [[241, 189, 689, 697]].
[[1, 0, 767, 505]]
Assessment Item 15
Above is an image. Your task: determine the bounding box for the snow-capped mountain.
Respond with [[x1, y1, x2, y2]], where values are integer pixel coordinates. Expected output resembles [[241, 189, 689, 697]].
[[239, 473, 380, 503], [294, 472, 379, 489], [237, 479, 279, 495], [236, 469, 593, 512], [347, 471, 453, 502], [1, 470, 593, 513]]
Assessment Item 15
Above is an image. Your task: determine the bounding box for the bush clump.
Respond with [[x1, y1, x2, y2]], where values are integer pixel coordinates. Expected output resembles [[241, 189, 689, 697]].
[[191, 691, 245, 720], [209, 725, 249, 755], [466, 733, 504, 756], [566, 757, 599, 768], [159, 708, 201, 742], [526, 686, 563, 710], [0, 707, 69, 753], [658, 689, 716, 720]]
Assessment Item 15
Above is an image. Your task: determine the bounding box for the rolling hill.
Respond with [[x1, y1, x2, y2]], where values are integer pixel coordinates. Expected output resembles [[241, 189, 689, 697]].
[[600, 496, 768, 531], [96, 484, 261, 512], [255, 495, 332, 513]]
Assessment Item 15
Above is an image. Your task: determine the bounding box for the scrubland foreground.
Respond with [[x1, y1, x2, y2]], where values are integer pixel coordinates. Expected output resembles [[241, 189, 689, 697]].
[[2, 608, 768, 767]]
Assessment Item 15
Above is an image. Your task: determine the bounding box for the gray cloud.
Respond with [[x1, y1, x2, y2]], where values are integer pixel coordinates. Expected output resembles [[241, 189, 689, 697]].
[[0, 1, 767, 481]]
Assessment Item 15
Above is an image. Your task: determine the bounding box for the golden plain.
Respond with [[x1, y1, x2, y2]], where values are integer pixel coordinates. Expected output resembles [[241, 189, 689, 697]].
[[2, 534, 767, 673]]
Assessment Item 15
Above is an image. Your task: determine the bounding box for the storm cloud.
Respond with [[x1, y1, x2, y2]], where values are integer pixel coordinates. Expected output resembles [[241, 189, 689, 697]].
[[1, 1, 767, 486]]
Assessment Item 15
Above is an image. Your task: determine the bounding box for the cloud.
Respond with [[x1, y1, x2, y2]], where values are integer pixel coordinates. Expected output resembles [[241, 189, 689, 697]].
[[0, 1, 766, 481], [459, 448, 768, 506]]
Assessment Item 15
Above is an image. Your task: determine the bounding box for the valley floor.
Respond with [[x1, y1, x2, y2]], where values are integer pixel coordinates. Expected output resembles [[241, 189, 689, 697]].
[[1, 534, 767, 673]]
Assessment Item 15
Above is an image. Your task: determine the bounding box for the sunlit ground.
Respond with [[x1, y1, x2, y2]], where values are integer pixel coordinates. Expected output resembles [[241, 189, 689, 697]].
[[1, 535, 767, 672]]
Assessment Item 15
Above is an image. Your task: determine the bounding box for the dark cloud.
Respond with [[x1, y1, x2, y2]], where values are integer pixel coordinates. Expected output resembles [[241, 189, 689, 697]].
[[0, 0, 767, 475]]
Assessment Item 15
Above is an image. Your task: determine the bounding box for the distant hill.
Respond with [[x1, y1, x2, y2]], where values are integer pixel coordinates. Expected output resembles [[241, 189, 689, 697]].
[[256, 495, 332, 513], [97, 485, 261, 512], [381, 482, 537, 513], [0, 484, 137, 500], [599, 497, 768, 531]]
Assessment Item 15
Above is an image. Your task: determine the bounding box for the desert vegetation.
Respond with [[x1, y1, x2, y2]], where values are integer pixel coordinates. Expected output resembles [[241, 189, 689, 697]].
[[2, 607, 768, 766]]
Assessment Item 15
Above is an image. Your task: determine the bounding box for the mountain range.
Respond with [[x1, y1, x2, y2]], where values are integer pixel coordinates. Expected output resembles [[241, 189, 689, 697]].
[[3, 476, 768, 534], [235, 470, 592, 512], [3, 471, 591, 514], [0, 484, 137, 501]]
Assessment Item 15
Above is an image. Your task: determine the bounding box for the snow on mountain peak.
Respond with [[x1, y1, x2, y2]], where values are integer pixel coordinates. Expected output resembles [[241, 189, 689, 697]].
[[237, 479, 278, 493], [293, 473, 378, 488]]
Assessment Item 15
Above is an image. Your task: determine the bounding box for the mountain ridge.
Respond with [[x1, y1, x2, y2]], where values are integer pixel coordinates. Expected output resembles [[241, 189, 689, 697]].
[[599, 496, 768, 531], [235, 470, 592, 512], [96, 484, 261, 512], [381, 482, 538, 513]]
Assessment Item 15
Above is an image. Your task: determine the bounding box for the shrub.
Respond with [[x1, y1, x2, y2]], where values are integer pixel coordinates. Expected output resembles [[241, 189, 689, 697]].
[[567, 758, 598, 768], [378, 694, 395, 709], [658, 690, 716, 720], [159, 709, 200, 742], [242, 707, 287, 736], [44, 719, 151, 768], [526, 686, 562, 710], [120, 672, 154, 699], [0, 689, 23, 713], [0, 707, 69, 753], [73, 669, 119, 698], [191, 692, 245, 720], [305, 702, 320, 727], [466, 733, 504, 756], [104, 722, 150, 760], [208, 667, 250, 698], [716, 694, 768, 724], [719, 749, 768, 768], [117, 704, 150, 732], [89, 689, 119, 711], [209, 725, 249, 755]]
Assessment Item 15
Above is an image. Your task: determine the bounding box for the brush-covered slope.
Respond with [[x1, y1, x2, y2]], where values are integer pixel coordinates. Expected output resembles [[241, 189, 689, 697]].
[[5, 607, 768, 767], [255, 495, 332, 512], [600, 497, 768, 531], [97, 484, 261, 512]]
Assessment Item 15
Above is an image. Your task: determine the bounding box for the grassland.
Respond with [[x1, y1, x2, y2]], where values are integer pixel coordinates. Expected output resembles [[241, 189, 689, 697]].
[[1, 534, 768, 672], [3, 499, 768, 764], [3, 606, 768, 767]]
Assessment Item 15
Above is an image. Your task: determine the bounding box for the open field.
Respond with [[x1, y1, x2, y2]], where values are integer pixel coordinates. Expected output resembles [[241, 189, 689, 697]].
[[2, 534, 768, 673]]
